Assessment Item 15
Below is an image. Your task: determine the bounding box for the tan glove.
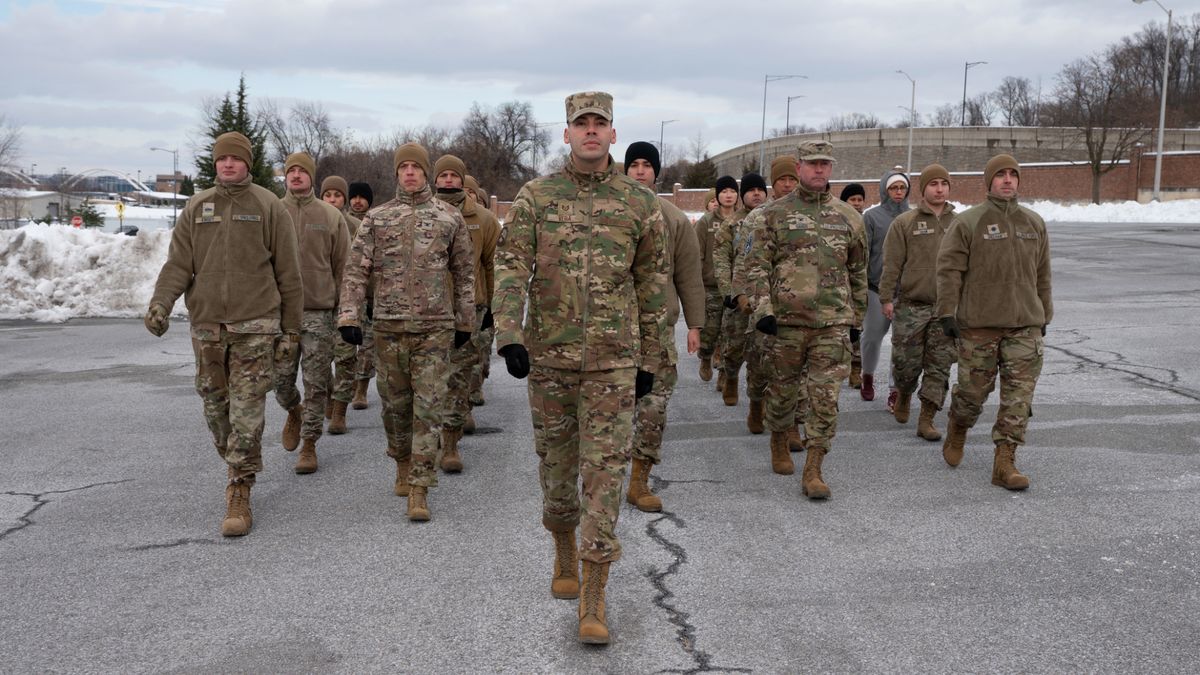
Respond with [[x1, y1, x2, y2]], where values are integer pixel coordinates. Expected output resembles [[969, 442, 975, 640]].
[[274, 333, 300, 363], [144, 304, 169, 337], [737, 295, 752, 315]]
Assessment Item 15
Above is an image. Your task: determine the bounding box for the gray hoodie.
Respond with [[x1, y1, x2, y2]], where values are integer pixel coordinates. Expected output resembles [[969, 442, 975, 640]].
[[862, 169, 911, 292]]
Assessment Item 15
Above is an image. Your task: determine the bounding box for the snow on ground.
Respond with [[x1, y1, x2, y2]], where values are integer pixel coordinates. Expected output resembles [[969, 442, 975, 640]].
[[1, 199, 1198, 323]]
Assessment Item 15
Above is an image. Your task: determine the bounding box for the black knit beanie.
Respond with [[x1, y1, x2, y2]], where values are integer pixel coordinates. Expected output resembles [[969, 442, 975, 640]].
[[839, 183, 866, 201], [740, 173, 767, 199], [715, 175, 738, 195], [348, 182, 374, 207], [623, 141, 661, 178]]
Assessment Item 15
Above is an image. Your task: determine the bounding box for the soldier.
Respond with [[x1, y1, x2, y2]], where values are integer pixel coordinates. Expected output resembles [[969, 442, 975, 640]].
[[464, 174, 489, 210], [838, 182, 867, 388], [713, 172, 768, 407], [463, 174, 494, 407], [861, 170, 910, 405], [274, 153, 351, 473], [704, 188, 718, 213], [763, 156, 806, 451], [346, 181, 376, 410], [879, 164, 958, 441], [433, 154, 500, 471], [320, 175, 361, 436], [493, 91, 667, 645], [694, 175, 739, 385], [144, 131, 302, 536], [337, 142, 475, 521], [936, 154, 1051, 490], [623, 140, 705, 512], [744, 140, 867, 493]]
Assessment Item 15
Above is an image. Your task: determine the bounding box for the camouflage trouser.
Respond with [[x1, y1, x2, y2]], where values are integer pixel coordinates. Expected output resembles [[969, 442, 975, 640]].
[[766, 325, 851, 451], [794, 363, 810, 429], [631, 363, 679, 464], [445, 305, 486, 431], [850, 337, 861, 372], [469, 322, 495, 401], [699, 288, 724, 359], [720, 307, 749, 378], [192, 329, 275, 480], [891, 301, 956, 408], [949, 326, 1043, 446], [274, 310, 334, 440], [356, 314, 376, 381], [331, 338, 357, 404], [376, 328, 452, 488], [746, 330, 770, 401], [529, 365, 635, 564]]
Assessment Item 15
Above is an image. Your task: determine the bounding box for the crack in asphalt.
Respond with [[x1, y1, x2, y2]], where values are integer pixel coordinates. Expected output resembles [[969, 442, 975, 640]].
[[1047, 329, 1200, 402], [643, 475, 751, 675], [0, 480, 132, 542], [128, 538, 220, 551]]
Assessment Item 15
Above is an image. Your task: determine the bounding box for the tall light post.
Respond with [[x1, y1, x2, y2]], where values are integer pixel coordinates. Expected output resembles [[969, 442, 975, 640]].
[[150, 146, 179, 228], [760, 74, 807, 172], [659, 118, 678, 164], [897, 70, 916, 176], [962, 61, 987, 126], [1134, 0, 1173, 201], [785, 95, 806, 136]]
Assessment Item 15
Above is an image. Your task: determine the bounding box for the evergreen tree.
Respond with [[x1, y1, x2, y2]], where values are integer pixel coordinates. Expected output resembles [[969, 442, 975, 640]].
[[179, 175, 195, 196], [194, 75, 278, 193], [70, 198, 104, 228], [684, 155, 718, 189]]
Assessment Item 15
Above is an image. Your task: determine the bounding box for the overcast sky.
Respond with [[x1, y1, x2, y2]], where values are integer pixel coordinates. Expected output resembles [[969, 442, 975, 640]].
[[2, 0, 1195, 183]]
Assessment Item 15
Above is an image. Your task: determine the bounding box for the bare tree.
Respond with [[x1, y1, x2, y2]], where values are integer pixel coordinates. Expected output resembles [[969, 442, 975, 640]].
[[824, 112, 883, 131], [688, 130, 709, 164], [928, 103, 959, 127], [452, 101, 551, 200], [994, 76, 1038, 126], [964, 93, 997, 126], [1119, 13, 1200, 127], [259, 99, 342, 169], [0, 115, 20, 171]]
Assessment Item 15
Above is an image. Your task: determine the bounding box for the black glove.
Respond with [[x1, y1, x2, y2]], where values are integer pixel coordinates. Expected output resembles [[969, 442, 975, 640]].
[[498, 343, 530, 379], [454, 330, 472, 348], [339, 325, 363, 346], [635, 370, 654, 399], [723, 295, 737, 309], [480, 308, 494, 330], [365, 302, 373, 320], [849, 327, 861, 343], [1041, 325, 1047, 337], [940, 317, 960, 339], [755, 315, 778, 336]]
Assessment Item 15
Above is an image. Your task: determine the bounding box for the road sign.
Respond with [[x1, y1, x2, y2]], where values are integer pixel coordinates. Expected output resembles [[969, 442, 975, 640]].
[[71, 215, 83, 227], [115, 202, 125, 217]]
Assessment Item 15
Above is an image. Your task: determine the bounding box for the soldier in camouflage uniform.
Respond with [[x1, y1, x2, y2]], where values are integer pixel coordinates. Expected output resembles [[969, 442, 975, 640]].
[[838, 183, 868, 389], [145, 131, 302, 537], [347, 181, 376, 410], [493, 92, 668, 645], [623, 141, 705, 513], [320, 175, 361, 435], [744, 140, 867, 496], [879, 164, 958, 442], [694, 176, 739, 385], [275, 153, 351, 474], [936, 154, 1051, 491], [713, 173, 767, 407], [434, 155, 500, 471], [463, 174, 495, 408], [337, 142, 475, 521]]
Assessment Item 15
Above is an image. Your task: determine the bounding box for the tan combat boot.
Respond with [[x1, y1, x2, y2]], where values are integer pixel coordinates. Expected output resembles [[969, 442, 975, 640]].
[[894, 390, 912, 424], [324, 399, 333, 420], [917, 400, 942, 441], [551, 529, 580, 599], [715, 369, 726, 394], [281, 404, 303, 451], [801, 446, 831, 500], [770, 431, 795, 475], [351, 380, 369, 410], [295, 438, 318, 474], [992, 442, 1030, 491], [440, 429, 464, 473], [698, 357, 712, 382], [722, 374, 739, 407], [848, 360, 862, 389], [942, 415, 967, 467], [328, 400, 348, 435], [463, 411, 476, 435], [407, 485, 430, 521], [626, 457, 663, 512], [393, 455, 411, 497], [220, 478, 253, 537], [747, 399, 765, 434], [787, 424, 806, 452], [578, 560, 612, 645]]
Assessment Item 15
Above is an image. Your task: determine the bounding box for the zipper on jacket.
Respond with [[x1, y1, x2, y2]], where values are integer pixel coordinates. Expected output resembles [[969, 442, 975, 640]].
[[580, 184, 594, 370]]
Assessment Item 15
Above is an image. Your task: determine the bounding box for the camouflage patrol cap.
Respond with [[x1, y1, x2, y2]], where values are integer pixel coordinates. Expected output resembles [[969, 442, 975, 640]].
[[797, 140, 836, 162], [565, 91, 613, 122]]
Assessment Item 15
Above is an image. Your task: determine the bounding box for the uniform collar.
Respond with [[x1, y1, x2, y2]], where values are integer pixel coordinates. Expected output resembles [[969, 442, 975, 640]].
[[563, 155, 617, 186], [396, 182, 433, 206]]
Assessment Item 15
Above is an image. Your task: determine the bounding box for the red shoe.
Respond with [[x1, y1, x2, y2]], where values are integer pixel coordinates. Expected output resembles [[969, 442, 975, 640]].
[[861, 374, 875, 401], [886, 389, 898, 413]]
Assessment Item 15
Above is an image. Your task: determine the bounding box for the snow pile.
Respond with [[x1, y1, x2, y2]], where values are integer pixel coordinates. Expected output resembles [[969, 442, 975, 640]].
[[0, 224, 171, 322], [1026, 199, 1200, 223]]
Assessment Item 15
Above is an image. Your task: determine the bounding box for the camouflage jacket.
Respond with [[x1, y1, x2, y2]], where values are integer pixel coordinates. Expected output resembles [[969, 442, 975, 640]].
[[712, 207, 750, 299], [879, 199, 956, 306], [936, 194, 1052, 329], [493, 158, 669, 372], [338, 183, 475, 333], [437, 189, 500, 308], [694, 209, 736, 289], [281, 191, 350, 311], [744, 185, 868, 329]]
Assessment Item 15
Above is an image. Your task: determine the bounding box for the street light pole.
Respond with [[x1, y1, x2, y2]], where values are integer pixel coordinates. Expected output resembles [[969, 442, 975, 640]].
[[897, 71, 916, 176], [659, 119, 678, 163], [151, 146, 179, 228], [962, 61, 987, 126], [760, 74, 807, 173], [1134, 0, 1173, 201], [786, 95, 806, 136]]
